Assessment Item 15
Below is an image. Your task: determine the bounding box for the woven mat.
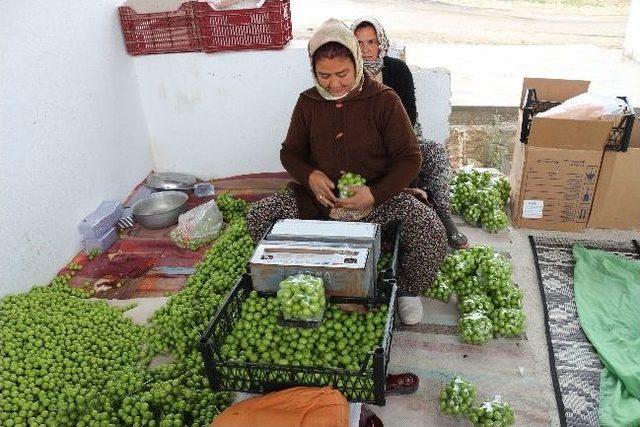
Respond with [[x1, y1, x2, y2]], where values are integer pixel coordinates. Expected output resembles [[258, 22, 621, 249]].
[[529, 236, 640, 426]]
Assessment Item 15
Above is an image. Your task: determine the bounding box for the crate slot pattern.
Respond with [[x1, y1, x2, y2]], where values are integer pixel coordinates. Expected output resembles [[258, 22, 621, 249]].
[[119, 3, 201, 55], [194, 0, 292, 52]]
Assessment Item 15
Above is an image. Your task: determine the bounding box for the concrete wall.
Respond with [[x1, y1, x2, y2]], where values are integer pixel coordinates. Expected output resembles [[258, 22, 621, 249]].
[[0, 1, 153, 296], [135, 41, 452, 179], [414, 67, 451, 144], [624, 0, 640, 62]]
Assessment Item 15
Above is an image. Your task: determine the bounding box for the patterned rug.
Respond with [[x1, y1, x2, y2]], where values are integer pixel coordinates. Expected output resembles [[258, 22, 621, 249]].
[[529, 236, 640, 427], [68, 172, 291, 298]]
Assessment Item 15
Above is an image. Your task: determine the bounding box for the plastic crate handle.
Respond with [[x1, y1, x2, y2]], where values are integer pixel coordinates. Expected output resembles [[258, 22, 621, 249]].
[[205, 0, 267, 11], [609, 96, 635, 152], [519, 88, 560, 144], [215, 0, 269, 26]]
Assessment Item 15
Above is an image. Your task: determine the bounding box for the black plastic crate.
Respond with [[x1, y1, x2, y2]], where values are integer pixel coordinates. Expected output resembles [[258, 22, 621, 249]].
[[199, 274, 397, 406], [377, 221, 401, 283], [519, 88, 635, 152]]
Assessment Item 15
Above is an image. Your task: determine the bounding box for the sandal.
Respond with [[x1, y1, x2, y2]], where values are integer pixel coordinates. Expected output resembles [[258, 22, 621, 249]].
[[359, 405, 384, 427], [448, 231, 469, 249], [386, 373, 419, 395]]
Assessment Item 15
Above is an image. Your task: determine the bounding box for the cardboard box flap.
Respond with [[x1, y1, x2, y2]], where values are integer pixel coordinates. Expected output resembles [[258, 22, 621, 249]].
[[521, 78, 590, 107], [509, 142, 527, 220], [588, 149, 640, 230], [529, 117, 612, 150], [630, 117, 640, 149]]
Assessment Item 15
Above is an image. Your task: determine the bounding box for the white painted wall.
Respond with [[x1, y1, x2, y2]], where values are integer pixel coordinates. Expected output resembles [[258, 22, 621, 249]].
[[0, 12, 451, 296], [0, 1, 153, 296], [414, 67, 451, 144], [134, 41, 451, 179], [624, 0, 640, 62]]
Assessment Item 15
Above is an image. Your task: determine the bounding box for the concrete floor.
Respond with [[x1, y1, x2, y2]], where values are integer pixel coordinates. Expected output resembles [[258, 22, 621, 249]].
[[366, 219, 557, 426], [112, 217, 640, 426], [367, 220, 640, 426]]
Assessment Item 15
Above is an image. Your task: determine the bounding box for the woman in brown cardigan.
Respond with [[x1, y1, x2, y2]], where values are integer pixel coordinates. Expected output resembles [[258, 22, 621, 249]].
[[246, 19, 447, 325]]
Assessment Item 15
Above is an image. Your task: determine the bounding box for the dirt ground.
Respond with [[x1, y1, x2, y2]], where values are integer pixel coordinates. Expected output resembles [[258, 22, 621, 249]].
[[290, 0, 640, 107], [291, 0, 630, 48]]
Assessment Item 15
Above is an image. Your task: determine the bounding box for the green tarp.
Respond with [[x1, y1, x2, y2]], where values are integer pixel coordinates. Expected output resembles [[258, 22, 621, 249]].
[[573, 246, 640, 427]]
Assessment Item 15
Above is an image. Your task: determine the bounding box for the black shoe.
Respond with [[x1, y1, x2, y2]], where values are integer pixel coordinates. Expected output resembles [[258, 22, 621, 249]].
[[448, 231, 469, 249], [359, 405, 384, 427]]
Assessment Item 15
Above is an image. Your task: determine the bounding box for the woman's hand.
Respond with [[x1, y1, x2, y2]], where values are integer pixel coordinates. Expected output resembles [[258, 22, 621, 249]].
[[338, 185, 375, 210], [404, 187, 430, 205], [308, 170, 338, 208]]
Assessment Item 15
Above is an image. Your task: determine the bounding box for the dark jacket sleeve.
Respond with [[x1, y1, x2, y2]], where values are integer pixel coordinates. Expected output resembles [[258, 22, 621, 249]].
[[280, 96, 315, 187], [382, 56, 417, 126], [368, 90, 422, 206]]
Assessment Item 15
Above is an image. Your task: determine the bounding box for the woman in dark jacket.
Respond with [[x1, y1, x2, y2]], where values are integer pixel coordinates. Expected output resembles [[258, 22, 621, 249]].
[[352, 17, 468, 249], [246, 18, 448, 326]]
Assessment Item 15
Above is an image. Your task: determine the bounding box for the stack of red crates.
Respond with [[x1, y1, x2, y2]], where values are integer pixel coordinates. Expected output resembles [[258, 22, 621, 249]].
[[118, 0, 292, 56]]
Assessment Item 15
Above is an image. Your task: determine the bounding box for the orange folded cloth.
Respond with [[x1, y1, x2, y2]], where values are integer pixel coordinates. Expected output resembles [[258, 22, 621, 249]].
[[211, 386, 349, 427]]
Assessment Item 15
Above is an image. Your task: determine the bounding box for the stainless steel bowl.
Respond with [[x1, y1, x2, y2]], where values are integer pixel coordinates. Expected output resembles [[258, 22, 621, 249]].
[[132, 191, 188, 229]]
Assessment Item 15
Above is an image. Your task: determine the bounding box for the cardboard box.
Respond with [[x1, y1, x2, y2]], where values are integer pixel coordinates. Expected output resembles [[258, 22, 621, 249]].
[[510, 78, 612, 231], [588, 117, 640, 230]]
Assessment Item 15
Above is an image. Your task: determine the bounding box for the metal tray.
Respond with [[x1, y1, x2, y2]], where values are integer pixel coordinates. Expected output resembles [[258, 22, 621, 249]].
[[146, 172, 196, 191]]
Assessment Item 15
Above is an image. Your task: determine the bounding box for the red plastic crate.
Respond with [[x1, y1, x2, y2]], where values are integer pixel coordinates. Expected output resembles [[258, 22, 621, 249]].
[[194, 0, 292, 52], [119, 2, 201, 55]]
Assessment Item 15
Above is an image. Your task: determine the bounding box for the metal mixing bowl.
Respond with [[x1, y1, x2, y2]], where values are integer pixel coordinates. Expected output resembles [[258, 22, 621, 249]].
[[132, 191, 188, 229]]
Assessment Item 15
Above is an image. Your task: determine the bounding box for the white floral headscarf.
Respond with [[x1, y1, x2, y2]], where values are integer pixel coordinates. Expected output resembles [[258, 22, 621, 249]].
[[350, 17, 390, 77], [308, 19, 364, 101]]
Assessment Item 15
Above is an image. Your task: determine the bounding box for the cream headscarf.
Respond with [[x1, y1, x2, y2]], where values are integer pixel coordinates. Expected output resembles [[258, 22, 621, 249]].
[[350, 17, 389, 78], [308, 19, 364, 101]]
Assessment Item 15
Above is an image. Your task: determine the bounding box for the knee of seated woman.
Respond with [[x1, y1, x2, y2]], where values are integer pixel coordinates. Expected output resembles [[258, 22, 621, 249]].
[[393, 191, 435, 214], [401, 196, 447, 238]]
